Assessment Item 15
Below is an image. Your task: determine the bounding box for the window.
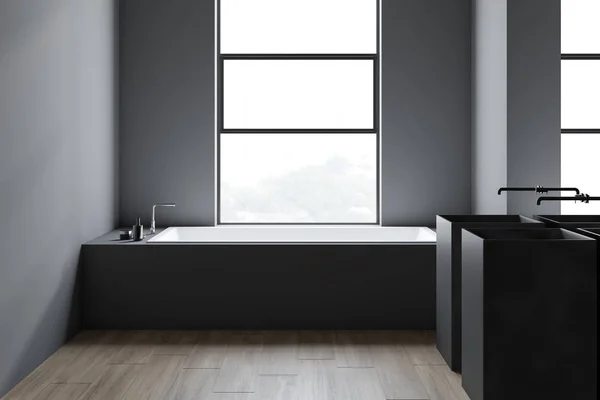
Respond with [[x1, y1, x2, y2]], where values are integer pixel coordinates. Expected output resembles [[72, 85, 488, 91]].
[[217, 0, 379, 224], [561, 0, 600, 214], [223, 59, 375, 130]]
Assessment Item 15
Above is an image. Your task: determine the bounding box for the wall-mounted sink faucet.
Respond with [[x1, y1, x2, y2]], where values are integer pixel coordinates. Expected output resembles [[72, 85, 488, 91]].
[[150, 203, 176, 234], [537, 194, 600, 205], [498, 186, 580, 195]]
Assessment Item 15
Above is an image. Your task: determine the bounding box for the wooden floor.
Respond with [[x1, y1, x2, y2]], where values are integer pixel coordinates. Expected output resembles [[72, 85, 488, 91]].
[[2, 331, 470, 400]]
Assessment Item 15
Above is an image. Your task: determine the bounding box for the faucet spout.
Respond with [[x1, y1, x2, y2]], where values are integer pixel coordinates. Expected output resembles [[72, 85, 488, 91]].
[[537, 194, 600, 206], [151, 203, 176, 234], [498, 186, 580, 195]]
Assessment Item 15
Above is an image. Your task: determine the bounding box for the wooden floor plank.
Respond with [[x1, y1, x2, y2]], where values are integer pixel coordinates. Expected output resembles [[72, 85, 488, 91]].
[[78, 364, 141, 400], [370, 334, 429, 400], [297, 332, 335, 360], [415, 365, 470, 400], [54, 331, 125, 384], [185, 331, 230, 369], [110, 331, 159, 364], [154, 331, 199, 356], [122, 355, 186, 400], [5, 331, 467, 400], [165, 369, 218, 400], [1, 333, 95, 400], [443, 368, 465, 397], [334, 368, 386, 400], [34, 383, 89, 400], [298, 360, 337, 400], [398, 331, 445, 366], [213, 335, 263, 393], [255, 375, 300, 400], [210, 394, 255, 400], [258, 332, 301, 375], [334, 332, 374, 368]]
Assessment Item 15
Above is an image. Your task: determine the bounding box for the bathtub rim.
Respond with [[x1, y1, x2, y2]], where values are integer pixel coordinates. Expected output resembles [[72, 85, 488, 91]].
[[146, 225, 437, 244]]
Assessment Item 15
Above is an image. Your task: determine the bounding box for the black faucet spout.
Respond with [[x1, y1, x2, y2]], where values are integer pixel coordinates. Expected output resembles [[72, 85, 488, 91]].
[[498, 186, 580, 195], [537, 194, 600, 205]]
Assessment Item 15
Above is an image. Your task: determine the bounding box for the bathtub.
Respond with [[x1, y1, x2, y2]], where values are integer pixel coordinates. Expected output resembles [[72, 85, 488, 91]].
[[148, 225, 436, 243], [83, 226, 437, 330]]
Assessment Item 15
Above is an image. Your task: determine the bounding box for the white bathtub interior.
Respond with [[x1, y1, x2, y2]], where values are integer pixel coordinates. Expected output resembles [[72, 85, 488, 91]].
[[148, 226, 436, 243]]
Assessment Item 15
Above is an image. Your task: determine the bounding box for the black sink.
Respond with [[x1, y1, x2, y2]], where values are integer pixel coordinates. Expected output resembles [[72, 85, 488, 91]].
[[461, 228, 597, 400], [577, 228, 600, 268], [535, 215, 600, 228], [435, 215, 544, 371], [578, 227, 600, 239]]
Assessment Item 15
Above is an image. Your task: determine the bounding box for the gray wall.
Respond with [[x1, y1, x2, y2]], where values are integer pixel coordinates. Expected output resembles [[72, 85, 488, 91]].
[[471, 0, 508, 214], [471, 0, 561, 216], [118, 0, 560, 227], [119, 0, 215, 227], [0, 0, 118, 397], [382, 0, 472, 226], [119, 0, 471, 228], [507, 0, 561, 216]]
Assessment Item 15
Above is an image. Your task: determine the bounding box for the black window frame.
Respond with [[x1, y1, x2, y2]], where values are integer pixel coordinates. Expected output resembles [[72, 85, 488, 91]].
[[216, 0, 381, 225], [561, 53, 600, 134]]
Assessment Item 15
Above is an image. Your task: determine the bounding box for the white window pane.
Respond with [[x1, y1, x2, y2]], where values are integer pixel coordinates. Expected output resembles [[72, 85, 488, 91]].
[[220, 134, 377, 223], [561, 60, 600, 129], [221, 0, 377, 54], [561, 134, 600, 215], [562, 0, 600, 53], [223, 60, 374, 130]]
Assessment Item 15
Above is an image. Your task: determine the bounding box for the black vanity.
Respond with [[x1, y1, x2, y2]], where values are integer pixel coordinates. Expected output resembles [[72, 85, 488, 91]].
[[461, 228, 597, 400], [435, 215, 543, 371]]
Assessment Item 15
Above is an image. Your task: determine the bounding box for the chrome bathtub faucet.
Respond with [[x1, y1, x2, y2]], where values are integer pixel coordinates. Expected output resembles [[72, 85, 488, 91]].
[[150, 203, 176, 234]]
